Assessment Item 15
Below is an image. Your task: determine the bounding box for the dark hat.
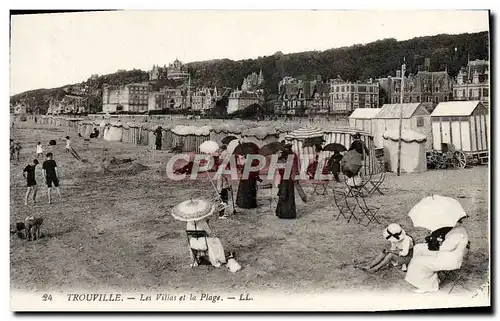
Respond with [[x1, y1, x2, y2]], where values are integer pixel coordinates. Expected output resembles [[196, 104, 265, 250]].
[[33, 159, 39, 165], [46, 152, 53, 157], [352, 132, 361, 139], [284, 143, 293, 149], [65, 136, 70, 139]]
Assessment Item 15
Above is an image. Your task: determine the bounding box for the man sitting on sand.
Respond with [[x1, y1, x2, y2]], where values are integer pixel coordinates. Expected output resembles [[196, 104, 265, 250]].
[[42, 152, 62, 204]]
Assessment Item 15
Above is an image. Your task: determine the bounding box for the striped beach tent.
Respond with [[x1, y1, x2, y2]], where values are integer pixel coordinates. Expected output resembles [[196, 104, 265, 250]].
[[171, 125, 212, 152], [284, 126, 326, 173], [323, 128, 379, 175], [240, 126, 280, 148]]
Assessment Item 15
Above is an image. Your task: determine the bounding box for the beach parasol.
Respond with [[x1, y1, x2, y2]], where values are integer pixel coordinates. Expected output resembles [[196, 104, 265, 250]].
[[171, 199, 215, 222], [323, 143, 347, 153], [341, 150, 362, 177], [199, 140, 219, 155], [233, 142, 260, 156], [221, 136, 238, 145], [259, 141, 285, 157], [286, 126, 325, 140], [302, 136, 326, 148], [226, 139, 240, 155], [408, 195, 467, 231]]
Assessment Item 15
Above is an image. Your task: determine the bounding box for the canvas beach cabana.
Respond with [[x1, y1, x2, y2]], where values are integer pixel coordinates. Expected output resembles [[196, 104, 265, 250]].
[[349, 108, 381, 140], [375, 103, 432, 150], [103, 122, 123, 142], [240, 126, 280, 148], [171, 125, 212, 152], [382, 129, 427, 173], [285, 126, 326, 173], [323, 128, 380, 175], [430, 101, 489, 164]]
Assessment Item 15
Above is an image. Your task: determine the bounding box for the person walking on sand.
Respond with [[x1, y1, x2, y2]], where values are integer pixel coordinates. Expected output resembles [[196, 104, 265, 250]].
[[153, 126, 163, 150], [65, 136, 72, 153], [23, 159, 39, 205], [42, 152, 62, 204], [36, 142, 43, 158], [14, 142, 22, 161]]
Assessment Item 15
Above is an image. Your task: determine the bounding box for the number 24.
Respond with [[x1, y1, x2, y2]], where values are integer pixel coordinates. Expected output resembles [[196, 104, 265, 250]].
[[42, 294, 52, 301]]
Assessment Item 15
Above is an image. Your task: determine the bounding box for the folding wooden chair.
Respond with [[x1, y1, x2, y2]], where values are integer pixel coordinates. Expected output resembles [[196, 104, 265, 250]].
[[185, 230, 210, 267], [344, 174, 370, 198], [439, 241, 471, 294], [352, 190, 382, 226], [310, 179, 332, 196], [364, 170, 386, 196], [332, 184, 360, 224], [257, 177, 278, 212]]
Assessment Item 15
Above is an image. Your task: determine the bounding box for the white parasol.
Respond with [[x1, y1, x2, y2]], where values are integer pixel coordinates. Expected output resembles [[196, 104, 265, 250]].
[[171, 199, 215, 222], [226, 139, 240, 155], [199, 140, 219, 155], [408, 195, 467, 231]]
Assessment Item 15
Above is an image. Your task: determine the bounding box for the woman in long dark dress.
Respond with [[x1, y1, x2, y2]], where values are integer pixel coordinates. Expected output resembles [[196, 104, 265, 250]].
[[154, 126, 163, 150], [235, 157, 261, 209], [275, 146, 298, 219]]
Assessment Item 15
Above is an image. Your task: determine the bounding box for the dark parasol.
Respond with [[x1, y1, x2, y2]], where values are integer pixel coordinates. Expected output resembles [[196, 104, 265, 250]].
[[302, 136, 325, 148], [323, 143, 347, 153], [221, 136, 238, 145], [233, 142, 260, 156], [259, 141, 286, 156]]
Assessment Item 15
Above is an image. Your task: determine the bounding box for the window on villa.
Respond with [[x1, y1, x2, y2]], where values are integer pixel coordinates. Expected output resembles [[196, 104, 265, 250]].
[[417, 117, 424, 127], [444, 96, 448, 102], [435, 96, 439, 103]]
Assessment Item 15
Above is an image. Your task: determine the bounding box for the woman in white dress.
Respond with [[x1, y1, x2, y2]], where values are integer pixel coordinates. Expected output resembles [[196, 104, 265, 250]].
[[186, 218, 226, 268], [405, 218, 469, 293]]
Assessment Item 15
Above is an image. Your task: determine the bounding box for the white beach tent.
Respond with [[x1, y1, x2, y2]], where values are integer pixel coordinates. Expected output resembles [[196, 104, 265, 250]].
[[382, 129, 427, 173], [349, 108, 381, 143], [375, 103, 432, 150]]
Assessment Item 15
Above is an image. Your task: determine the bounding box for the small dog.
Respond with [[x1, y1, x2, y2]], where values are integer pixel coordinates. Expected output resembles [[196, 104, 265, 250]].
[[10, 222, 26, 238], [226, 251, 241, 273], [25, 216, 44, 241]]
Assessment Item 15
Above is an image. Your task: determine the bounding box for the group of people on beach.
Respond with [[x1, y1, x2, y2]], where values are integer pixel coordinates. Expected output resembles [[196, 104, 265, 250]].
[[14, 138, 70, 205], [22, 152, 62, 205], [206, 132, 370, 221]]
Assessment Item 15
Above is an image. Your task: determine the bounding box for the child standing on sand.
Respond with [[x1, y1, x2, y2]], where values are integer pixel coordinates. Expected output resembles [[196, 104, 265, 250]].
[[65, 136, 71, 153], [36, 142, 43, 158]]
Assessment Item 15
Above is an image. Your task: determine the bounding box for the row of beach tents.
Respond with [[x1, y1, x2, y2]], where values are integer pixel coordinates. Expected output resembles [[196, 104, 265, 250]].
[[35, 115, 382, 174]]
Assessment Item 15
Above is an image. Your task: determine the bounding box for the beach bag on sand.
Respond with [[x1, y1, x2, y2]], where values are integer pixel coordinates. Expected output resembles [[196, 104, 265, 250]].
[[206, 237, 226, 267]]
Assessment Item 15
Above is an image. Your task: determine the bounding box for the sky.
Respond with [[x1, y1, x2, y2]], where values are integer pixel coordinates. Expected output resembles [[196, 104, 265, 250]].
[[9, 10, 489, 96]]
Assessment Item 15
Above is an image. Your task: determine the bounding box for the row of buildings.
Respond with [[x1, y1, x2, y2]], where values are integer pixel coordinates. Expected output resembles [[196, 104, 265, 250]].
[[40, 57, 488, 116], [101, 60, 264, 114], [274, 58, 489, 116]]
